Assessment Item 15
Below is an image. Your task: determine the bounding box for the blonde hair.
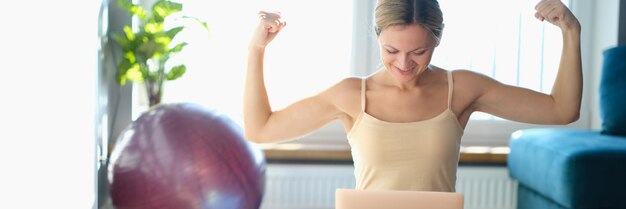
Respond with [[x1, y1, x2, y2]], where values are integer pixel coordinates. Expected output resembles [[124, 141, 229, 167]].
[[374, 0, 444, 44]]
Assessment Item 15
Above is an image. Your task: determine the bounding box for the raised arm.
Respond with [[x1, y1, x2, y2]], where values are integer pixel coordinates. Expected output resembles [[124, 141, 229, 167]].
[[244, 11, 343, 143], [469, 0, 582, 124]]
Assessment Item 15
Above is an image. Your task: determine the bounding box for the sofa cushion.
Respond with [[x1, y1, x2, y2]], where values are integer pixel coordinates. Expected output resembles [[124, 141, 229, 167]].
[[508, 128, 626, 209], [517, 184, 567, 209], [600, 45, 626, 136]]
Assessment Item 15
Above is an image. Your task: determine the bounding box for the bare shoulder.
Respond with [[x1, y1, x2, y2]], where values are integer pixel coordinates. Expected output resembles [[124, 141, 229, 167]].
[[451, 69, 493, 81], [322, 76, 362, 118], [446, 69, 500, 113], [427, 66, 482, 82], [310, 76, 362, 104], [338, 77, 363, 87], [325, 77, 362, 95], [324, 77, 362, 104], [449, 69, 501, 90]]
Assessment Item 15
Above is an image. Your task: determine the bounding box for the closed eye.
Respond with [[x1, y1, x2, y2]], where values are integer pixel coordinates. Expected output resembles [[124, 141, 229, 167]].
[[385, 49, 399, 54], [413, 50, 427, 55]]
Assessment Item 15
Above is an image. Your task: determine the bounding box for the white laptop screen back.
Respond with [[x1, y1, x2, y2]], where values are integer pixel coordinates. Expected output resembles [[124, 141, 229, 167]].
[[335, 189, 464, 209]]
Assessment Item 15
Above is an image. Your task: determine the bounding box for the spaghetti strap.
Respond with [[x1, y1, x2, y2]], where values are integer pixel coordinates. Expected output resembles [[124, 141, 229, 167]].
[[361, 78, 366, 111], [447, 71, 453, 108]]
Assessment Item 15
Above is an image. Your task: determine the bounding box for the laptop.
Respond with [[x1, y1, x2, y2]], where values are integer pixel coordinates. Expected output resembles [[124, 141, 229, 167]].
[[335, 189, 464, 209]]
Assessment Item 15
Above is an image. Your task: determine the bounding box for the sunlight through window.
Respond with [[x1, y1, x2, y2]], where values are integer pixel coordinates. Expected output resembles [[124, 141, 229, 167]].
[[152, 0, 353, 126]]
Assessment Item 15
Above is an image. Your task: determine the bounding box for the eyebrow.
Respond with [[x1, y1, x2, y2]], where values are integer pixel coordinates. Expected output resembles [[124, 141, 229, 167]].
[[383, 45, 427, 52]]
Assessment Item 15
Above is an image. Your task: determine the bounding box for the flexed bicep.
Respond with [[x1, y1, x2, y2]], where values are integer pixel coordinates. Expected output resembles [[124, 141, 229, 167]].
[[244, 78, 355, 143], [255, 93, 341, 142], [469, 0, 581, 125], [468, 71, 576, 125]]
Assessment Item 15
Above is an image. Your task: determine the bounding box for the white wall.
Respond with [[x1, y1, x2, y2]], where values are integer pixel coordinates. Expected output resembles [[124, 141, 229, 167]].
[[574, 0, 621, 130], [0, 1, 98, 208]]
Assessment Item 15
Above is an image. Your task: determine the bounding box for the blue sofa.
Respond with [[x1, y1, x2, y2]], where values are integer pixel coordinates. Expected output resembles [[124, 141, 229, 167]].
[[508, 45, 626, 209]]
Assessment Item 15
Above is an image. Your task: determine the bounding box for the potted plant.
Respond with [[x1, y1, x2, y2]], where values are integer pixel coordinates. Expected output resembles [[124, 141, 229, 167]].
[[113, 0, 208, 107]]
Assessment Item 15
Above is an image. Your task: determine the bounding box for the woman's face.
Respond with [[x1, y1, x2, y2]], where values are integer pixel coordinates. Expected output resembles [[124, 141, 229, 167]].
[[378, 24, 437, 83]]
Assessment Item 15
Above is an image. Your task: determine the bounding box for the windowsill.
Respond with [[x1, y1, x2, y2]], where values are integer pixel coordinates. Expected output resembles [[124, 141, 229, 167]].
[[260, 143, 509, 165]]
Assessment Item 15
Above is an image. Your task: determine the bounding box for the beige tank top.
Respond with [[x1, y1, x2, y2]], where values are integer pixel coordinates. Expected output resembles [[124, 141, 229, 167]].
[[347, 71, 464, 192]]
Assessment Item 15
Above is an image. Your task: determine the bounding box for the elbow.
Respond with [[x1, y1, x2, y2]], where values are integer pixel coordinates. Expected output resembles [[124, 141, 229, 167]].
[[244, 129, 264, 144], [558, 111, 580, 125]]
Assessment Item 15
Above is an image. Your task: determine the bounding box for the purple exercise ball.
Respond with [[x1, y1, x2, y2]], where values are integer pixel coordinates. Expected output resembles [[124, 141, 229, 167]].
[[108, 103, 266, 209]]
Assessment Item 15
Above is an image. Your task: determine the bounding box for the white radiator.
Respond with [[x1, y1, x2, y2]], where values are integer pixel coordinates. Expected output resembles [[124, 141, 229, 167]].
[[455, 167, 518, 209], [260, 164, 517, 209]]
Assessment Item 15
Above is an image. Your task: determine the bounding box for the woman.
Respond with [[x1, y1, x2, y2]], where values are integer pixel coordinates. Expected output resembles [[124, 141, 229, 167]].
[[244, 0, 581, 192]]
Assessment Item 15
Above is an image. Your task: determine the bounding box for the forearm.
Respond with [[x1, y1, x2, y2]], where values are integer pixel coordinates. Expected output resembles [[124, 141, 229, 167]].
[[244, 47, 272, 141], [550, 27, 582, 123]]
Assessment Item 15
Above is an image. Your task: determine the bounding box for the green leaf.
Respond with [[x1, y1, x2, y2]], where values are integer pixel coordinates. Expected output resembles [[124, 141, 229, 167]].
[[152, 52, 165, 59], [154, 36, 171, 46], [130, 6, 147, 20], [116, 59, 132, 86], [116, 0, 133, 11], [183, 16, 210, 32], [123, 51, 136, 64], [166, 65, 186, 80], [137, 41, 159, 59], [116, 0, 146, 20], [119, 76, 127, 86], [111, 33, 128, 46], [152, 0, 182, 22], [165, 26, 184, 40], [122, 25, 135, 41], [126, 64, 144, 82], [170, 42, 188, 53], [144, 22, 163, 34], [113, 0, 206, 87]]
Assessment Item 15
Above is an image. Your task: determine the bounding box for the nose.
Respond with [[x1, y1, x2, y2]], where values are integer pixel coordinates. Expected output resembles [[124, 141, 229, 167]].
[[397, 54, 413, 70]]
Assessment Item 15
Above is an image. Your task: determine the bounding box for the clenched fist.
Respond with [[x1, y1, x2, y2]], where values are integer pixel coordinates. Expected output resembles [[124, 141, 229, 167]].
[[249, 11, 287, 49], [534, 0, 580, 32]]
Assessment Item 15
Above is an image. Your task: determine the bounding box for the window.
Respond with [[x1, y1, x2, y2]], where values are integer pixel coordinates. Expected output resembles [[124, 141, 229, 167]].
[[133, 0, 587, 146], [134, 0, 353, 130]]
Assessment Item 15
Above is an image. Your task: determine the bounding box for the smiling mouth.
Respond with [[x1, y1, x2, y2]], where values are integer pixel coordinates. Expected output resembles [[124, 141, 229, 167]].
[[394, 66, 415, 74]]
